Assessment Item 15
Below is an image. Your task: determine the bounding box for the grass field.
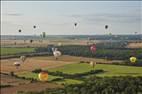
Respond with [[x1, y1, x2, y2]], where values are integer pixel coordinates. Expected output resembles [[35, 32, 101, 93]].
[[17, 72, 83, 85], [0, 47, 35, 55], [16, 72, 62, 81], [16, 63, 142, 85], [48, 63, 142, 77]]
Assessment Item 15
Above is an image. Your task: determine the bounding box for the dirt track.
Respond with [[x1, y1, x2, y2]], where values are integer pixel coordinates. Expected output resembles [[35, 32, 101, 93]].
[[127, 43, 142, 48], [0, 55, 123, 94], [1, 81, 62, 94], [1, 55, 123, 73]]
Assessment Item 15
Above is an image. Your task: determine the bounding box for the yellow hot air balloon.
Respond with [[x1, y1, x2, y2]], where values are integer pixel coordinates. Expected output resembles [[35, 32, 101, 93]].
[[130, 57, 137, 63], [38, 72, 48, 81]]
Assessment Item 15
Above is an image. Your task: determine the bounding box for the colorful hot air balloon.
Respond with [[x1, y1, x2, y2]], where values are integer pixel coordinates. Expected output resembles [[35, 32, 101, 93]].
[[38, 72, 48, 81], [90, 44, 96, 53], [130, 57, 137, 63]]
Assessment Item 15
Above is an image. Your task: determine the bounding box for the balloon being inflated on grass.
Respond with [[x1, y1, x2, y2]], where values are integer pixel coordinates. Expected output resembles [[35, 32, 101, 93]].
[[20, 56, 26, 62], [52, 48, 62, 60], [38, 72, 48, 81], [90, 61, 96, 68], [14, 61, 21, 69]]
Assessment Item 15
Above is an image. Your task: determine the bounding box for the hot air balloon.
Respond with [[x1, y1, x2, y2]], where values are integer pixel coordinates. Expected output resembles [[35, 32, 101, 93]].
[[58, 42, 62, 46], [14, 62, 21, 69], [90, 44, 96, 53], [105, 25, 108, 29], [74, 22, 77, 27], [30, 39, 33, 43], [42, 32, 46, 38], [18, 29, 22, 32], [130, 57, 137, 63], [33, 25, 36, 29], [20, 56, 26, 62], [38, 71, 48, 81], [90, 61, 96, 68], [52, 48, 62, 60]]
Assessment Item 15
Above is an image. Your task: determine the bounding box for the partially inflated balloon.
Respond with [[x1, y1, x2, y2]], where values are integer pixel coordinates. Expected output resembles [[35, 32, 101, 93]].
[[90, 44, 96, 53], [130, 57, 137, 63], [38, 72, 48, 81]]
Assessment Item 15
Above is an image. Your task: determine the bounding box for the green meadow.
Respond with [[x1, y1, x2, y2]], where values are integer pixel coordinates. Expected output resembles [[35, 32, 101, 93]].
[[0, 47, 35, 55], [17, 63, 142, 85]]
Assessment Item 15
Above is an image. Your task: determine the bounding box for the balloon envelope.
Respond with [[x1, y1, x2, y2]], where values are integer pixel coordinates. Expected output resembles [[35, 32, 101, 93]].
[[38, 72, 48, 81], [20, 56, 26, 62], [130, 57, 137, 63], [74, 23, 77, 27], [105, 25, 108, 29], [33, 25, 36, 28], [90, 44, 96, 52], [18, 29, 22, 32]]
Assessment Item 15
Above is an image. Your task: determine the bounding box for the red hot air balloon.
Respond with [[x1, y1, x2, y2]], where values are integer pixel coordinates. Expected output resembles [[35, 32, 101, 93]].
[[90, 44, 96, 53]]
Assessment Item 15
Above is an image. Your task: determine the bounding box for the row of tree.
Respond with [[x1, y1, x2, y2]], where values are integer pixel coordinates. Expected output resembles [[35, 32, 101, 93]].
[[17, 76, 142, 94], [35, 44, 142, 62]]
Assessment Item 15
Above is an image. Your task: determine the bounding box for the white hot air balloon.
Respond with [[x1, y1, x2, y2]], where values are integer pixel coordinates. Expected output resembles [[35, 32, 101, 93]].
[[14, 61, 21, 69], [52, 48, 62, 60], [90, 61, 96, 68]]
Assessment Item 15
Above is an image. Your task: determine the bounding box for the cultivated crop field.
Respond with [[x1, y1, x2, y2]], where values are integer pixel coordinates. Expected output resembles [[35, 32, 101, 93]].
[[0, 47, 35, 56]]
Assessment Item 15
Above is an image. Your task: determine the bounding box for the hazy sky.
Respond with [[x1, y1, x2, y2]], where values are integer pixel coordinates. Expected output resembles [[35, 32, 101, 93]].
[[1, 1, 142, 35]]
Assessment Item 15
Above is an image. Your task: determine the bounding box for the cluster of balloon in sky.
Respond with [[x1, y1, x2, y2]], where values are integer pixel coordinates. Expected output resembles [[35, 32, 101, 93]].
[[18, 25, 46, 38]]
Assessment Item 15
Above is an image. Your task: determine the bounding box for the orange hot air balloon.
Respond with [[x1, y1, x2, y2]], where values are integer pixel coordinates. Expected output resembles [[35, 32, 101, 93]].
[[38, 72, 48, 81]]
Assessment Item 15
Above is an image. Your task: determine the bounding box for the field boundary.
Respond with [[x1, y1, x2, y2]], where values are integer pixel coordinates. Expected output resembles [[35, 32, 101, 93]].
[[0, 52, 51, 59]]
